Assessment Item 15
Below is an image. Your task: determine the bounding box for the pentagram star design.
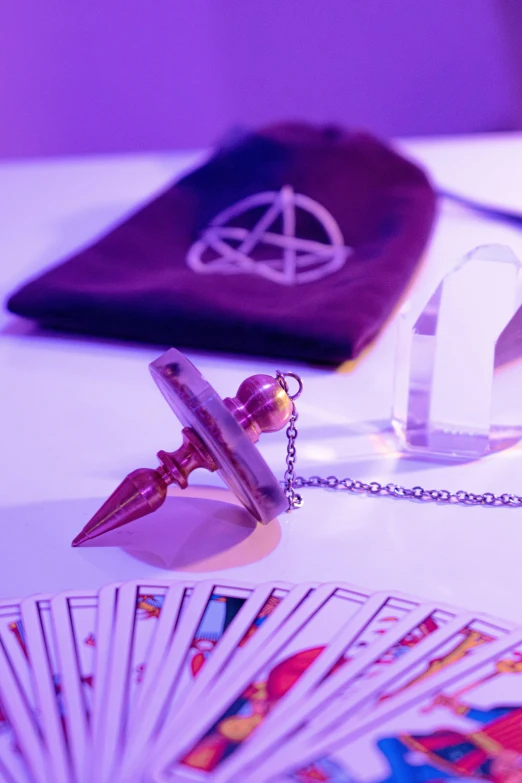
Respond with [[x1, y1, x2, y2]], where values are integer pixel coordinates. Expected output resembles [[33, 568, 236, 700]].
[[186, 185, 352, 285]]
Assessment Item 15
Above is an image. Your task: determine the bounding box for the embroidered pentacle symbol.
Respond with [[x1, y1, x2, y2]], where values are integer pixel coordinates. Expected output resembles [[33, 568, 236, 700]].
[[186, 185, 352, 285]]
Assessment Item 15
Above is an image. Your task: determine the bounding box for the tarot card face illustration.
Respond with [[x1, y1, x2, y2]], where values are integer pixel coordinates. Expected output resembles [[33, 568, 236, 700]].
[[0, 685, 33, 782], [246, 612, 513, 783], [116, 583, 171, 720], [170, 582, 254, 706], [187, 582, 312, 710], [294, 630, 522, 783], [133, 583, 195, 719], [118, 582, 313, 783], [92, 580, 192, 783], [21, 595, 75, 783], [148, 583, 376, 782], [0, 605, 32, 713], [202, 594, 441, 783], [256, 628, 522, 783], [0, 601, 48, 783], [118, 581, 260, 783], [374, 614, 513, 706], [317, 611, 506, 740], [50, 591, 98, 783]]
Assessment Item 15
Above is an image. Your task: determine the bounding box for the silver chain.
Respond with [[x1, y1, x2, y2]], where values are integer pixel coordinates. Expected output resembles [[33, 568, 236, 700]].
[[276, 372, 522, 510], [282, 407, 305, 510], [276, 372, 304, 511]]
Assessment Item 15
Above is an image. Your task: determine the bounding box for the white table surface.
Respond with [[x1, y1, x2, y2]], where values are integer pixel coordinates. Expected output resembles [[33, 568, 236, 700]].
[[2, 133, 522, 622]]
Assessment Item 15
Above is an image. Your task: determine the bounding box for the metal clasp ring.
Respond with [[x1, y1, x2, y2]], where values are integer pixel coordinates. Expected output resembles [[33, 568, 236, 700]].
[[275, 371, 304, 400]]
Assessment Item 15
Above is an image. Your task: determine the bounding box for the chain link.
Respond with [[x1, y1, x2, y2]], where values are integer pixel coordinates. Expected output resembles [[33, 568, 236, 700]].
[[290, 476, 522, 507], [276, 371, 522, 511], [282, 408, 304, 510], [276, 371, 304, 510]]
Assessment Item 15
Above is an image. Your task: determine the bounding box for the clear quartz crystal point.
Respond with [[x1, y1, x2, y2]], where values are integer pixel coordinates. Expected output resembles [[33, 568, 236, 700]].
[[392, 244, 522, 458]]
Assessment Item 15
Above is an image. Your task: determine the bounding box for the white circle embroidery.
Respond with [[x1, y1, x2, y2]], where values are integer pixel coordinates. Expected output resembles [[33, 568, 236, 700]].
[[186, 185, 352, 285]]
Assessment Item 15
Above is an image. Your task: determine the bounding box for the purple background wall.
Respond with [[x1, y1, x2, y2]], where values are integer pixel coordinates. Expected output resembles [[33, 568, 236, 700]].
[[1, 0, 520, 159]]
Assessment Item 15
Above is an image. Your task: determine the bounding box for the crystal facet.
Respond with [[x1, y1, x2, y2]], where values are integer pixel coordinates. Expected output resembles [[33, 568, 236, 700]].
[[392, 244, 522, 458]]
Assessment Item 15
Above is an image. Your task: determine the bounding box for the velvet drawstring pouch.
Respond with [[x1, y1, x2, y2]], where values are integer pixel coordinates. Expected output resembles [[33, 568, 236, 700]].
[[7, 123, 436, 365]]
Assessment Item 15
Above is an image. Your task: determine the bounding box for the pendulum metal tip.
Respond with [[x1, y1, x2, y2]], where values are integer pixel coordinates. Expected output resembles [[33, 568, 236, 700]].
[[71, 530, 91, 547], [70, 468, 169, 547]]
